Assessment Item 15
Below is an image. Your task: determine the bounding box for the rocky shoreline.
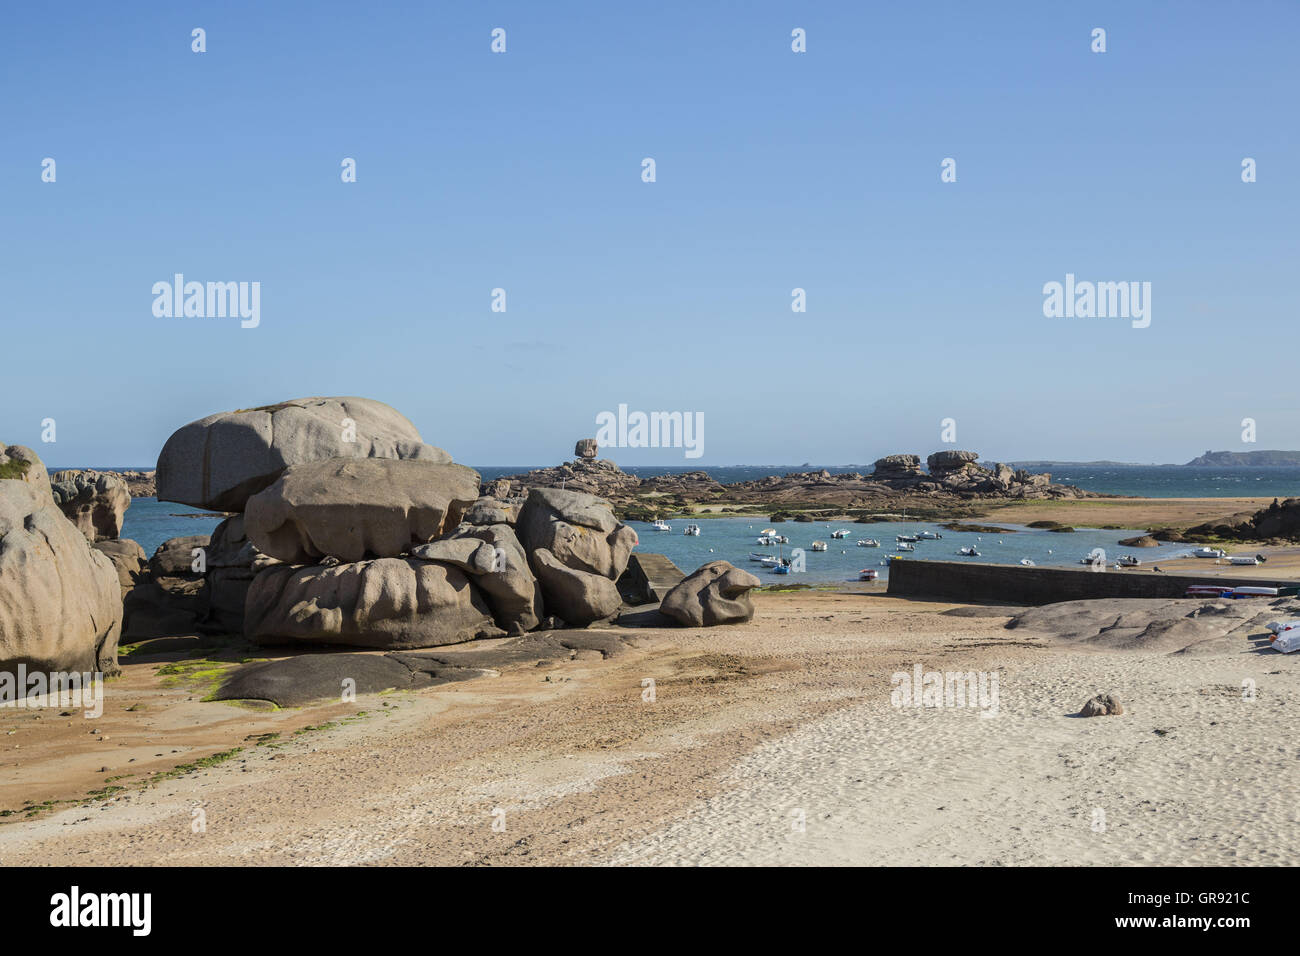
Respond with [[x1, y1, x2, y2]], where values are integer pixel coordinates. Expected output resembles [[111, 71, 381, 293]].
[[492, 447, 1106, 520], [1, 400, 761, 699]]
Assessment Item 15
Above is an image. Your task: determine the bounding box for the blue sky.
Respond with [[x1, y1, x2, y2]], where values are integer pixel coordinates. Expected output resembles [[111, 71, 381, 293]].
[[2, 1, 1296, 467]]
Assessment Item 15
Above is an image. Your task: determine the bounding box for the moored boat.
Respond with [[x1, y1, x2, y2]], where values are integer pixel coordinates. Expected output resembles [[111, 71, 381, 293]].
[[811, 540, 828, 552], [858, 568, 879, 581]]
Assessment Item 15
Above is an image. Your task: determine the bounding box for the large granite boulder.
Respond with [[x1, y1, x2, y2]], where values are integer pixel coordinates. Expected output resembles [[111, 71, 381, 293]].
[[50, 470, 131, 541], [156, 396, 450, 512], [448, 523, 543, 634], [0, 443, 51, 500], [462, 496, 522, 527], [1, 475, 123, 675], [926, 450, 980, 475], [517, 487, 638, 580], [244, 557, 503, 649], [244, 458, 480, 564], [871, 454, 923, 481], [530, 548, 623, 626], [575, 438, 598, 459], [660, 560, 761, 627]]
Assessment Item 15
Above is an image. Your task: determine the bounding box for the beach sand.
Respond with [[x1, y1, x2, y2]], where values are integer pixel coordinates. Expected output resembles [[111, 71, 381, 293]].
[[1, 589, 1294, 866]]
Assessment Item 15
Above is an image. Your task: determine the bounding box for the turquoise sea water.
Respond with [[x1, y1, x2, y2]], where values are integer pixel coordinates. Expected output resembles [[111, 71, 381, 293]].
[[119, 503, 1204, 585]]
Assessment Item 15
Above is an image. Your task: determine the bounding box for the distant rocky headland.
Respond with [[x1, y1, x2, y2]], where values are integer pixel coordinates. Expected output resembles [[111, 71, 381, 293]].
[[493, 446, 1103, 520], [1184, 450, 1300, 467]]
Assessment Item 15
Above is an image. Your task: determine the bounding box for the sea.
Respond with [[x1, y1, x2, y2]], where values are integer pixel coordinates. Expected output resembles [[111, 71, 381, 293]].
[[118, 464, 1300, 585]]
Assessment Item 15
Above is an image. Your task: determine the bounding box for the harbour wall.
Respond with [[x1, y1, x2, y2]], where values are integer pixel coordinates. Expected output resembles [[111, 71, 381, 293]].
[[885, 559, 1289, 605]]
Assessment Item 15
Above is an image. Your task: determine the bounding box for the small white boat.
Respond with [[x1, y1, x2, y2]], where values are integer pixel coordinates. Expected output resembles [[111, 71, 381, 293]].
[[957, 547, 980, 557], [756, 536, 776, 546], [1227, 554, 1259, 566], [896, 535, 919, 543], [761, 528, 776, 536], [651, 519, 671, 532], [760, 556, 782, 566], [830, 529, 850, 539], [1191, 547, 1226, 559], [773, 535, 789, 544], [683, 524, 701, 536], [895, 542, 916, 552], [1019, 558, 1035, 566], [1118, 555, 1141, 567], [811, 541, 828, 552], [916, 531, 942, 540], [857, 538, 880, 547], [858, 568, 879, 581], [749, 552, 770, 562]]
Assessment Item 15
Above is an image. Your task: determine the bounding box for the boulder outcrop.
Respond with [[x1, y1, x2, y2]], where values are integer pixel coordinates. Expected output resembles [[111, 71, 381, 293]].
[[50, 470, 131, 541], [530, 548, 623, 626], [659, 560, 761, 627], [244, 458, 480, 564], [156, 396, 450, 512], [1, 459, 123, 675], [245, 557, 503, 649]]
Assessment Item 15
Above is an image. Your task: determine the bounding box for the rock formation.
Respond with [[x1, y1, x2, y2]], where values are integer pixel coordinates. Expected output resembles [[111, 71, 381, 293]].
[[517, 487, 636, 626], [156, 396, 450, 511], [245, 558, 504, 648], [575, 438, 598, 459], [0, 446, 123, 676], [244, 458, 480, 563], [659, 560, 761, 627], [50, 470, 131, 541]]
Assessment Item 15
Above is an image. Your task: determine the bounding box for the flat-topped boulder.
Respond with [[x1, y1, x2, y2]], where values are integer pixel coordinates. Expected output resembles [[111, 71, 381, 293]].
[[1, 463, 123, 675], [50, 470, 131, 541], [245, 557, 503, 649], [244, 458, 481, 564], [156, 396, 450, 512], [871, 454, 923, 480], [660, 561, 761, 627]]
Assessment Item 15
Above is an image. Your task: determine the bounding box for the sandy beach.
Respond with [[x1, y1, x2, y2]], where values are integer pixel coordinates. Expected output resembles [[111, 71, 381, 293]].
[[2, 586, 1294, 867]]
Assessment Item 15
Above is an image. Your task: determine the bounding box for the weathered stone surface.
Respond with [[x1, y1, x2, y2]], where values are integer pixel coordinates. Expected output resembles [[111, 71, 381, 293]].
[[660, 560, 761, 627], [213, 653, 484, 707], [448, 523, 543, 635], [92, 538, 148, 596], [1080, 694, 1124, 717], [871, 454, 923, 480], [463, 497, 521, 527], [0, 476, 123, 675], [530, 548, 622, 626], [575, 438, 598, 459], [50, 470, 131, 541], [518, 487, 637, 580], [150, 535, 211, 576], [926, 450, 980, 473], [0, 444, 51, 501], [245, 458, 481, 564], [244, 557, 504, 649], [201, 516, 262, 633], [156, 396, 450, 512]]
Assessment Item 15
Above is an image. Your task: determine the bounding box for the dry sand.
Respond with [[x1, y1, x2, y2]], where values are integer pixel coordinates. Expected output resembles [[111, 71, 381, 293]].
[[2, 588, 1295, 867]]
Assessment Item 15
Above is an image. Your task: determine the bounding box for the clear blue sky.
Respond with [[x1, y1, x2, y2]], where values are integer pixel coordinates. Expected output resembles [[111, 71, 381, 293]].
[[2, 1, 1296, 468]]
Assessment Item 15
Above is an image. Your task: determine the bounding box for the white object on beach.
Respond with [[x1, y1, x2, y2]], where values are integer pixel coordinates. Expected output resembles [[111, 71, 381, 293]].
[[1273, 630, 1300, 653], [1227, 554, 1259, 565], [1191, 547, 1226, 558]]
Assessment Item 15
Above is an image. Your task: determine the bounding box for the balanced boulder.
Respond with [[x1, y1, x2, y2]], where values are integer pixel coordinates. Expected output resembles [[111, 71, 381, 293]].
[[244, 458, 480, 564], [156, 396, 450, 512], [244, 557, 503, 649], [50, 470, 131, 541], [660, 561, 761, 627], [1, 472, 123, 675]]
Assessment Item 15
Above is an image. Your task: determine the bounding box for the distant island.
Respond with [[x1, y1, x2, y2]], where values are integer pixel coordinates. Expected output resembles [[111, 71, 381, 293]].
[[1184, 450, 1300, 467]]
